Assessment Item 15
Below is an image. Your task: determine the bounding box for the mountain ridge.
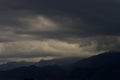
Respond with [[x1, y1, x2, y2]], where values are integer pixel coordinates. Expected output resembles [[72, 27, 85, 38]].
[[74, 51, 120, 68], [0, 51, 120, 80]]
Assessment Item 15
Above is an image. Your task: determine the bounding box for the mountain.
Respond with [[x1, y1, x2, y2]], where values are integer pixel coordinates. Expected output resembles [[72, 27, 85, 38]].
[[0, 51, 120, 80], [0, 57, 83, 80], [74, 51, 120, 68], [69, 51, 120, 80], [0, 57, 82, 71], [0, 65, 67, 80], [0, 61, 36, 71], [35, 57, 83, 67]]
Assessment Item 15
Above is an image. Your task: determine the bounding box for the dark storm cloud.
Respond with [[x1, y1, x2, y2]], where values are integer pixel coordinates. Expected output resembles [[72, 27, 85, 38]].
[[0, 0, 120, 62], [0, 0, 120, 37]]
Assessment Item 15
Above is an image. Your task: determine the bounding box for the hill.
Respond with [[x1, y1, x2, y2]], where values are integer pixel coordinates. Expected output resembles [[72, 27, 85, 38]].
[[0, 51, 120, 80]]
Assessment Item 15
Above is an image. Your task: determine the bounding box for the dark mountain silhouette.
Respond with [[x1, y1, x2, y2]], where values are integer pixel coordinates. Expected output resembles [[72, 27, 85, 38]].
[[0, 51, 120, 80], [75, 51, 120, 68], [0, 57, 82, 71], [69, 51, 120, 80], [35, 57, 82, 67], [0, 61, 36, 71], [0, 65, 66, 80]]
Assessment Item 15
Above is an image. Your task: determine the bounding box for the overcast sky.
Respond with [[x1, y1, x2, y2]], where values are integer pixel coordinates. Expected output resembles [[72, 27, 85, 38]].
[[0, 0, 120, 63]]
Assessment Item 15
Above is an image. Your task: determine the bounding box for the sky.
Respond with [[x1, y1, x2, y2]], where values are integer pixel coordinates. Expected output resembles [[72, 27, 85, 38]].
[[0, 0, 120, 63]]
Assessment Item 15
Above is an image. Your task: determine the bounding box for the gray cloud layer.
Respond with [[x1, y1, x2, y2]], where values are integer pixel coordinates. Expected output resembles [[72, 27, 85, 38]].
[[0, 0, 120, 63], [0, 0, 120, 36]]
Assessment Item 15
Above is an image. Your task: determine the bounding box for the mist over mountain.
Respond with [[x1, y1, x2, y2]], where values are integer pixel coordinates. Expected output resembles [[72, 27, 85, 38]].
[[35, 57, 83, 67], [0, 57, 83, 71], [0, 51, 119, 80], [0, 61, 36, 71]]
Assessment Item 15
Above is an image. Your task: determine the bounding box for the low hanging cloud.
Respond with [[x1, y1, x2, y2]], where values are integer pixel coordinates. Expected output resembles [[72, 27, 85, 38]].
[[0, 40, 85, 58], [0, 0, 120, 63], [0, 36, 120, 59]]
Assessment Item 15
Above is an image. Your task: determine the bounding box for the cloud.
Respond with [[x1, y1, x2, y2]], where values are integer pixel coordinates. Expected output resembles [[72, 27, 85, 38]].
[[0, 0, 120, 36], [78, 36, 120, 51], [19, 16, 59, 31], [1, 36, 120, 58], [0, 0, 120, 38], [0, 0, 120, 62], [0, 40, 80, 58]]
